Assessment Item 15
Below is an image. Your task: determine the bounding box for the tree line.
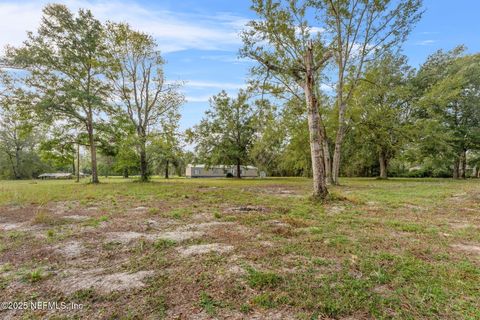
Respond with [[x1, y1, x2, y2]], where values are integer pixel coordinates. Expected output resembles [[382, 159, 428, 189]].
[[0, 1, 479, 200], [0, 4, 183, 183]]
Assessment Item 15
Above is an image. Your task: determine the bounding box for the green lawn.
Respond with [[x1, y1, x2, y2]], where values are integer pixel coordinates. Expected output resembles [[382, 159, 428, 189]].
[[0, 177, 479, 319]]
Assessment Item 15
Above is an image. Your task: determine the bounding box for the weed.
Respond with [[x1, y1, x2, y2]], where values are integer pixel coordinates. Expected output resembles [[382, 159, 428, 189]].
[[199, 291, 222, 316], [245, 266, 282, 289]]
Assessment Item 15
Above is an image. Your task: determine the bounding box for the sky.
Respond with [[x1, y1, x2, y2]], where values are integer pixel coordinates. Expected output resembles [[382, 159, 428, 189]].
[[0, 0, 479, 131]]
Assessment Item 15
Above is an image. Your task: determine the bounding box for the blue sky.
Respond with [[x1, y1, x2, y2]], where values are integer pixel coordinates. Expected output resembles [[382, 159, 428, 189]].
[[0, 0, 479, 131]]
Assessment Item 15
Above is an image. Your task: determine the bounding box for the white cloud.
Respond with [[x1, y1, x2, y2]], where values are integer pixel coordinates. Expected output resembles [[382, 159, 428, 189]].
[[0, 0, 249, 53], [185, 80, 246, 90], [415, 39, 436, 46], [320, 83, 334, 92], [185, 95, 212, 103], [200, 54, 253, 64]]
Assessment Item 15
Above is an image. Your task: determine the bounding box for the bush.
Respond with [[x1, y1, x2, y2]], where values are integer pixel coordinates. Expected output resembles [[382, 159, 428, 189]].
[[226, 172, 234, 178]]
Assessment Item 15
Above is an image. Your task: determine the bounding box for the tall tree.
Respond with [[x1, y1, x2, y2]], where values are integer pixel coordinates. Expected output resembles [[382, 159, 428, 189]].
[[0, 73, 45, 179], [312, 0, 423, 184], [187, 90, 257, 179], [241, 0, 331, 198], [7, 4, 112, 183], [106, 23, 183, 182], [416, 48, 480, 178], [350, 53, 415, 179], [250, 101, 286, 176]]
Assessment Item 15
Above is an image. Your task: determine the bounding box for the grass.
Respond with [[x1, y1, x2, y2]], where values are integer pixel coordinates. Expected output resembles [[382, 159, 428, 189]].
[[0, 177, 479, 319]]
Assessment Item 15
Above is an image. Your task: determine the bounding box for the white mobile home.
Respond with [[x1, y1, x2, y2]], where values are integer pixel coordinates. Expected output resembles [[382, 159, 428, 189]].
[[186, 164, 258, 178]]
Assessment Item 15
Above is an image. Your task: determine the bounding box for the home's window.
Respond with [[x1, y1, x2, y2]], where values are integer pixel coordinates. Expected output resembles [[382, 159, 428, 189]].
[[194, 169, 201, 175]]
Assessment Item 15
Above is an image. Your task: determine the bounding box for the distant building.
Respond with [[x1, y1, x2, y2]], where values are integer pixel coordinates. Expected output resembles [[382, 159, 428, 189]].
[[186, 164, 258, 178], [38, 172, 88, 179], [38, 173, 73, 179]]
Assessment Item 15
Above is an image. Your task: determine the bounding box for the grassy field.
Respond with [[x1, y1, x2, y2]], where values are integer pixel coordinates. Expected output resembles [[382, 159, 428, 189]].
[[0, 177, 479, 319]]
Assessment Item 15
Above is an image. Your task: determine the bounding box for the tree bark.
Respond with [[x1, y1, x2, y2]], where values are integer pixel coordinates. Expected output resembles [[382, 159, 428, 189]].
[[76, 143, 80, 183], [453, 157, 460, 179], [320, 125, 332, 185], [304, 42, 328, 199], [379, 151, 388, 179], [331, 102, 347, 185], [165, 160, 169, 179], [139, 147, 148, 182], [72, 154, 76, 177], [460, 149, 467, 179], [14, 146, 21, 179], [87, 120, 99, 184], [236, 160, 241, 179]]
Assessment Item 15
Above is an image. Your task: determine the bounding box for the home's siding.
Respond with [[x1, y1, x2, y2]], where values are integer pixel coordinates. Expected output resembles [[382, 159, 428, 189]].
[[186, 165, 258, 178], [185, 166, 192, 177]]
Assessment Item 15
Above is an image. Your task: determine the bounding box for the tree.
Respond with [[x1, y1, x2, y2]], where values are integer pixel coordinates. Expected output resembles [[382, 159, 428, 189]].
[[415, 48, 480, 178], [250, 101, 286, 176], [312, 0, 423, 184], [0, 106, 36, 179], [241, 0, 331, 198], [7, 4, 112, 183], [187, 90, 257, 179], [0, 73, 46, 179], [350, 53, 415, 179], [38, 128, 77, 174], [106, 23, 184, 181]]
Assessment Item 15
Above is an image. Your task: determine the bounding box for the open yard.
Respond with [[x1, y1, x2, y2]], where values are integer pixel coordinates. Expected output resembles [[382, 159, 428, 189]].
[[0, 178, 479, 319]]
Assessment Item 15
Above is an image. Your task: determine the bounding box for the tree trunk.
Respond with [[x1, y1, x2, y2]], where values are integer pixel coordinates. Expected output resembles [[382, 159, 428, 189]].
[[453, 157, 460, 179], [379, 151, 388, 179], [320, 127, 333, 185], [236, 160, 241, 179], [123, 168, 129, 179], [331, 102, 347, 185], [76, 143, 80, 183], [72, 156, 75, 176], [139, 147, 148, 182], [14, 146, 21, 179], [165, 160, 169, 179], [7, 153, 19, 180], [460, 149, 467, 179], [86, 121, 99, 184], [304, 41, 328, 199]]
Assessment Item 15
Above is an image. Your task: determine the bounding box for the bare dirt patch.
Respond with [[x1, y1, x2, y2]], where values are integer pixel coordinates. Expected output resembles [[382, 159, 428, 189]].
[[128, 206, 148, 212], [226, 205, 267, 213], [451, 243, 480, 255], [0, 222, 24, 231], [157, 231, 204, 242], [448, 221, 476, 229], [55, 241, 84, 259], [58, 269, 154, 294], [177, 243, 234, 257], [63, 215, 89, 221], [247, 185, 304, 198], [106, 230, 204, 244], [106, 231, 150, 244], [326, 205, 346, 215], [179, 221, 235, 231]]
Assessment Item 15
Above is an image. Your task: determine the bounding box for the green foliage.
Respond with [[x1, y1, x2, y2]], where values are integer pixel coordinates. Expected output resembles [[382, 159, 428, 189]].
[[106, 22, 184, 181], [6, 4, 113, 183], [344, 53, 415, 178], [245, 266, 282, 289], [187, 90, 258, 177], [199, 292, 222, 316]]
